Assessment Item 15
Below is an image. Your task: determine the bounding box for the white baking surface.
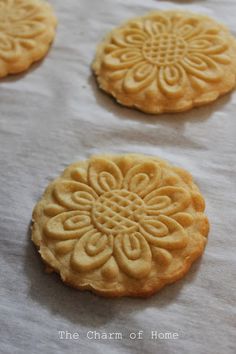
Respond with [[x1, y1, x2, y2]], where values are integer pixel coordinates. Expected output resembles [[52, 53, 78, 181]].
[[0, 0, 236, 353]]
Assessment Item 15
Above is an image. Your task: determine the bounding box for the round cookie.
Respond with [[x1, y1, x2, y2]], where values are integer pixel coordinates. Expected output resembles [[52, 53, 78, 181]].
[[0, 0, 57, 78], [32, 154, 209, 298], [92, 11, 236, 114]]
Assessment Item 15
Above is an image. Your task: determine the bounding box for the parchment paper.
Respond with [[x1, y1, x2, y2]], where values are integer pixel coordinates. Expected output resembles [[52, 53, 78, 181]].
[[0, 0, 236, 353]]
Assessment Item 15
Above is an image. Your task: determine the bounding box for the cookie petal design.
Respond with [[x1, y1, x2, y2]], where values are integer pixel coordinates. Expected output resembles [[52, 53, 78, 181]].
[[103, 48, 143, 70], [151, 246, 173, 266], [181, 53, 223, 81], [45, 211, 93, 240], [123, 61, 157, 93], [123, 161, 162, 198], [173, 16, 203, 40], [188, 35, 228, 55], [0, 35, 20, 61], [144, 186, 191, 216], [158, 64, 187, 98], [54, 181, 98, 210], [71, 231, 113, 272], [112, 28, 147, 48], [140, 215, 188, 250], [139, 217, 169, 241], [6, 20, 46, 38], [6, 5, 39, 21], [144, 14, 171, 35], [114, 232, 152, 279], [88, 157, 123, 195]]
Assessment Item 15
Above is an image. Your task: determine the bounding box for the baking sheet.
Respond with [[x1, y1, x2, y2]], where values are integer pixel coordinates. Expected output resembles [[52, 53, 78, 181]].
[[0, 0, 236, 353]]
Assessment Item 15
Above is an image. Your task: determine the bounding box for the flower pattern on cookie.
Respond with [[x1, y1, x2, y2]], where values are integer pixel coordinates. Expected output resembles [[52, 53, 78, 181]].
[[42, 156, 207, 281], [0, 0, 56, 76], [93, 11, 236, 113]]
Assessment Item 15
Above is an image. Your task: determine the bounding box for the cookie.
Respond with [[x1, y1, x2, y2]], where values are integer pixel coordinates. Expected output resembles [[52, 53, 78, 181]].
[[92, 11, 236, 114], [32, 154, 209, 297], [0, 0, 57, 78]]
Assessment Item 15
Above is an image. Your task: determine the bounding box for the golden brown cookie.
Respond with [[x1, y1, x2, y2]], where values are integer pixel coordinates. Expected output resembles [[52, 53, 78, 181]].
[[32, 154, 209, 297], [0, 0, 57, 78], [92, 11, 236, 113]]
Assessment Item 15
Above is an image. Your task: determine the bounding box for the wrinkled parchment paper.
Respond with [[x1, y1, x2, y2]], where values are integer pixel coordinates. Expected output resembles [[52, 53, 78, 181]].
[[0, 1, 236, 353]]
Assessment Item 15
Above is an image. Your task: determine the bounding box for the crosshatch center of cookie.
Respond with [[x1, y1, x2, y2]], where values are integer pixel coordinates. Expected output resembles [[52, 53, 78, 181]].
[[92, 190, 145, 235], [142, 34, 187, 66]]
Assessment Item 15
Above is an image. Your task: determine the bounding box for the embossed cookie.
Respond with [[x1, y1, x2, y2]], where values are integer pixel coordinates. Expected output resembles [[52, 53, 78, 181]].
[[32, 154, 209, 297], [92, 11, 236, 113], [0, 0, 57, 78]]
